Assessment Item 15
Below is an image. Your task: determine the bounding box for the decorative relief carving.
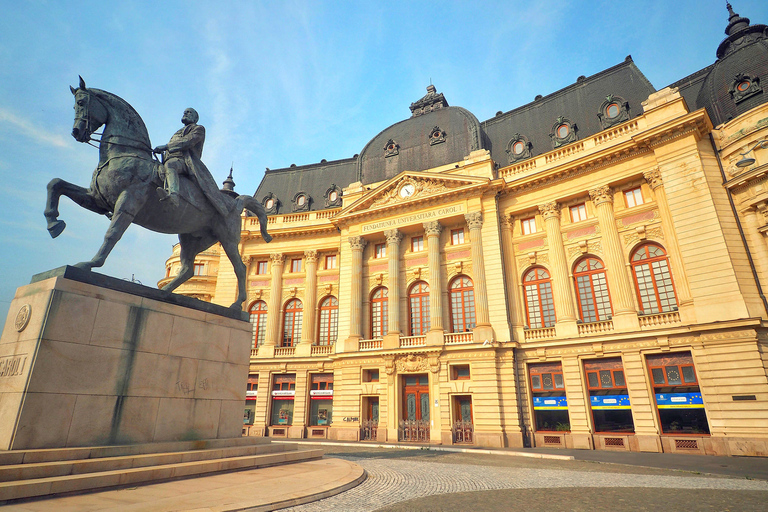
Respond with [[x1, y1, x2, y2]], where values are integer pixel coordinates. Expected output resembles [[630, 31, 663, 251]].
[[349, 236, 367, 251], [370, 177, 458, 208], [15, 304, 31, 332], [588, 185, 613, 206], [464, 211, 483, 230], [384, 229, 404, 245], [643, 167, 663, 189], [538, 201, 560, 220], [423, 220, 443, 237], [304, 250, 318, 263], [624, 226, 663, 247], [270, 253, 285, 265], [395, 353, 429, 373]]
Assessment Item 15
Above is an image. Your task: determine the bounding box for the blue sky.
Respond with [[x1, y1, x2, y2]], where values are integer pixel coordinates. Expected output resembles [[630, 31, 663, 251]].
[[0, 0, 766, 308]]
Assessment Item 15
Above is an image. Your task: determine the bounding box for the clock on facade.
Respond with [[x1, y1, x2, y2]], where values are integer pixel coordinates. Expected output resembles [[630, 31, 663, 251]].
[[399, 183, 415, 198]]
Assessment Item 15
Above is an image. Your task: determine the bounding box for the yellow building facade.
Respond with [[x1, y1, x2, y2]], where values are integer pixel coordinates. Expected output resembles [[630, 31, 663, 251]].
[[160, 6, 768, 456]]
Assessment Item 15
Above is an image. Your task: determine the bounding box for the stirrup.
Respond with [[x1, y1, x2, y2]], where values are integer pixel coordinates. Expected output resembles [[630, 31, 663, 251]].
[[156, 187, 170, 201]]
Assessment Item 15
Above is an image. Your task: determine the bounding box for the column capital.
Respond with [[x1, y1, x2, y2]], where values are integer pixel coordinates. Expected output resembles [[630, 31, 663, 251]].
[[464, 211, 483, 230], [423, 220, 443, 237], [538, 201, 561, 220], [348, 236, 367, 251], [643, 167, 663, 189], [304, 249, 318, 263], [270, 253, 285, 265], [384, 229, 404, 245], [588, 185, 614, 206]]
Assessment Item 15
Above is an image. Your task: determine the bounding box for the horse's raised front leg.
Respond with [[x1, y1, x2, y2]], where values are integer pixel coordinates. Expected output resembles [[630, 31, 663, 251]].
[[161, 233, 216, 293], [219, 236, 248, 309], [74, 189, 143, 271], [44, 178, 109, 238]]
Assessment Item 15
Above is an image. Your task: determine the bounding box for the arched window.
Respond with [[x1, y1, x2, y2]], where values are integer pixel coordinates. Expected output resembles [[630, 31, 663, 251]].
[[249, 300, 268, 347], [631, 244, 678, 314], [408, 281, 430, 335], [371, 287, 388, 339], [318, 296, 339, 346], [574, 257, 612, 323], [523, 268, 556, 328], [281, 299, 303, 347], [450, 276, 476, 333]]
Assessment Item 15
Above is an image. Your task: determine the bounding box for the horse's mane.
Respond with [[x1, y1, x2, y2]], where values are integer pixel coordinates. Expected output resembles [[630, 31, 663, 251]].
[[89, 88, 152, 148]]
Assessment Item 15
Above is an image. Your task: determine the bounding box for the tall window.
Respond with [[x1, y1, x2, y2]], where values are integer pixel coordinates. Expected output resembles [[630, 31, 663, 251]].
[[570, 204, 587, 223], [290, 258, 302, 273], [411, 236, 424, 252], [256, 261, 268, 274], [523, 268, 556, 328], [325, 254, 337, 269], [371, 287, 388, 338], [375, 243, 387, 258], [632, 244, 677, 314], [624, 187, 644, 207], [249, 300, 268, 347], [194, 263, 205, 275], [451, 228, 465, 245], [281, 299, 303, 347], [318, 296, 339, 345], [574, 257, 612, 323], [450, 276, 476, 332], [522, 217, 537, 235], [408, 281, 430, 335]]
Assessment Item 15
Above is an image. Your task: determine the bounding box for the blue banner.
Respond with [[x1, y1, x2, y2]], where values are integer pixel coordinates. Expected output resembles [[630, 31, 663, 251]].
[[590, 394, 631, 410], [655, 392, 704, 409], [533, 396, 568, 410]]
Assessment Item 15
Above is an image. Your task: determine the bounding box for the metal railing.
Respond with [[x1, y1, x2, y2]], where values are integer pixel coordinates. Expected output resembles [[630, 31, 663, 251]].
[[398, 420, 430, 442], [452, 421, 474, 444], [361, 420, 378, 441]]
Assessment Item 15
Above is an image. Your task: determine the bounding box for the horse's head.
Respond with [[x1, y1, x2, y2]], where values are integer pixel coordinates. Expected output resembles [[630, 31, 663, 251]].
[[70, 76, 108, 143]]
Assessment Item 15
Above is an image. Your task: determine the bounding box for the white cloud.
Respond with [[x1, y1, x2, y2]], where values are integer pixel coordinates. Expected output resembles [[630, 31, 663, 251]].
[[0, 107, 69, 148]]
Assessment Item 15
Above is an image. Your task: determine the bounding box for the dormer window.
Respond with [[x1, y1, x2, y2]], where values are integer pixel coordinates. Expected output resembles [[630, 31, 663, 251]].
[[429, 126, 446, 145], [729, 73, 762, 104], [292, 191, 310, 212], [384, 139, 399, 158], [550, 117, 578, 148], [263, 193, 280, 214], [324, 184, 342, 208], [556, 124, 570, 138], [506, 133, 532, 163], [597, 95, 630, 129]]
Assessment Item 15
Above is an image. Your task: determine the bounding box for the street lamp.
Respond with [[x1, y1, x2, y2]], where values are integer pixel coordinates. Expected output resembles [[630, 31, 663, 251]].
[[735, 139, 768, 168]]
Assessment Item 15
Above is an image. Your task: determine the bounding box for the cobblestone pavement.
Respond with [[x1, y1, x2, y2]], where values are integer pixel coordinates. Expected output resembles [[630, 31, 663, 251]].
[[277, 449, 768, 512]]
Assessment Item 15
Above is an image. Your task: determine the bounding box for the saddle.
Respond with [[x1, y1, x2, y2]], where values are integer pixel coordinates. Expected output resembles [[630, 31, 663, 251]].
[[153, 161, 208, 212]]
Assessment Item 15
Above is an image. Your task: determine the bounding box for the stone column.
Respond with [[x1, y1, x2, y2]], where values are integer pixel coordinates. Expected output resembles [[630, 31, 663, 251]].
[[424, 221, 445, 346], [742, 205, 768, 288], [465, 212, 494, 342], [259, 253, 284, 357], [342, 236, 367, 352], [588, 185, 639, 330], [538, 201, 578, 337], [384, 229, 403, 336], [643, 168, 694, 315], [296, 250, 319, 356]]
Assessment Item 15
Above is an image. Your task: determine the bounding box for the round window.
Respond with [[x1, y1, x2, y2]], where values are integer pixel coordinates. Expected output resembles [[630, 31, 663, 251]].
[[329, 191, 338, 201], [387, 144, 395, 151], [297, 195, 305, 206], [557, 123, 570, 139], [606, 103, 620, 118], [513, 141, 524, 155], [737, 80, 751, 92], [432, 131, 441, 138], [266, 199, 274, 209]]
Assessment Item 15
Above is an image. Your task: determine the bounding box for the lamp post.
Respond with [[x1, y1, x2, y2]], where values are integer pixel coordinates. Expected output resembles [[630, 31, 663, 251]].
[[735, 139, 768, 168]]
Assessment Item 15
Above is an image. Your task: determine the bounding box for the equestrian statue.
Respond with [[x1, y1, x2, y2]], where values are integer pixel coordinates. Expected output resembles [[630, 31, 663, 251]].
[[44, 77, 272, 309]]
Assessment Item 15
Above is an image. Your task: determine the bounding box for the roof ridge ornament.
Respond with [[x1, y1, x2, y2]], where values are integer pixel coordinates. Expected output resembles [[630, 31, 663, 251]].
[[409, 85, 449, 117], [725, 3, 750, 36]]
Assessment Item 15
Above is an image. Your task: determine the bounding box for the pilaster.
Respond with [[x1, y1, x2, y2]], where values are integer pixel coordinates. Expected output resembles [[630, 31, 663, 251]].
[[465, 211, 494, 342], [263, 253, 284, 350], [341, 236, 366, 352], [297, 250, 319, 356], [424, 221, 445, 342]]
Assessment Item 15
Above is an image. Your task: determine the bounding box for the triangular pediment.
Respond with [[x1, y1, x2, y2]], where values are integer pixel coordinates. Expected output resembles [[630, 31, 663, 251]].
[[337, 171, 490, 220]]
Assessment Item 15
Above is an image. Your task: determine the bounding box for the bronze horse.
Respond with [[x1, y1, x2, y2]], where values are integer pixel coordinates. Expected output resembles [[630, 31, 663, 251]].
[[44, 77, 271, 308]]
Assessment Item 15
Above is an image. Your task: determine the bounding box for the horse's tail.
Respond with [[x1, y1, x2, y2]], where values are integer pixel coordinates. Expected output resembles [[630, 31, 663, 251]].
[[237, 195, 272, 243]]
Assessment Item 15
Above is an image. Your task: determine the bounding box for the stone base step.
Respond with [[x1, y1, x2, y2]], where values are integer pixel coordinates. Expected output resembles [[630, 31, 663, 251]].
[[0, 447, 323, 502]]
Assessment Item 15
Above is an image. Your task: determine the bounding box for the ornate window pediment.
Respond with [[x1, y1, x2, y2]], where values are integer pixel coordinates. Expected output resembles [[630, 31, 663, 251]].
[[384, 139, 400, 158], [549, 116, 578, 148], [729, 73, 762, 104], [429, 126, 447, 146], [292, 191, 311, 212], [597, 94, 630, 129], [262, 192, 280, 214], [506, 133, 532, 163], [325, 184, 342, 208]]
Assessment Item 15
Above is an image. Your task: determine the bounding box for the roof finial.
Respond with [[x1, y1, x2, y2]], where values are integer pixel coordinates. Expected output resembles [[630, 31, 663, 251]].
[[221, 164, 237, 197], [725, 2, 750, 36]]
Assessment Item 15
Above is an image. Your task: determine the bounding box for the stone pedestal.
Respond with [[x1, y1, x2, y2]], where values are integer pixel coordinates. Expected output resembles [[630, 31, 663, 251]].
[[0, 267, 252, 450]]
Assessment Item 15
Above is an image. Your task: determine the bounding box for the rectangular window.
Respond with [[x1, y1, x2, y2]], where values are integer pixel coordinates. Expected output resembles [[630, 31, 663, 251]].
[[451, 365, 470, 380], [256, 261, 268, 275], [244, 375, 258, 426], [363, 369, 379, 382], [522, 217, 537, 235], [584, 358, 634, 433], [411, 236, 424, 252], [309, 374, 333, 426], [529, 362, 569, 432], [325, 254, 337, 269], [374, 243, 387, 258], [291, 258, 302, 273], [193, 263, 205, 276], [270, 374, 296, 426], [451, 228, 465, 245], [625, 187, 644, 208], [570, 204, 587, 223], [646, 352, 709, 435]]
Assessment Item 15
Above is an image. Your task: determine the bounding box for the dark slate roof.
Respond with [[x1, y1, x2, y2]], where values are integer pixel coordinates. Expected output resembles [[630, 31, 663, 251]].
[[667, 64, 714, 114], [481, 57, 656, 166], [358, 88, 486, 185], [254, 157, 357, 214]]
